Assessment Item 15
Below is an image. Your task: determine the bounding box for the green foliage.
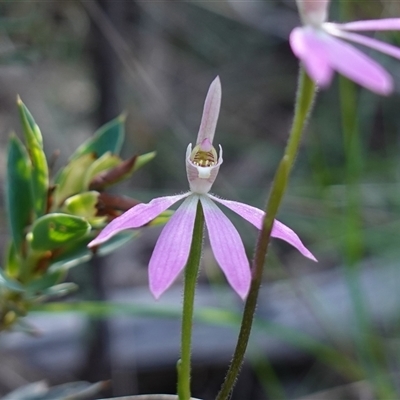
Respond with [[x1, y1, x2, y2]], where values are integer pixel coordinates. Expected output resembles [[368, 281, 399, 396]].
[[5, 243, 20, 278], [83, 152, 121, 187], [71, 113, 125, 159], [17, 97, 49, 218], [62, 191, 100, 218], [49, 231, 138, 272], [28, 213, 91, 252], [0, 99, 161, 333], [62, 191, 106, 227], [25, 269, 66, 295], [0, 268, 24, 293], [53, 153, 96, 207], [133, 151, 157, 173], [6, 135, 33, 253]]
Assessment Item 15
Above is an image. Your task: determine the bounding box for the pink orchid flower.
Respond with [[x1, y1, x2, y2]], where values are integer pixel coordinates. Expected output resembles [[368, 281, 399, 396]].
[[290, 0, 400, 95], [88, 77, 316, 299]]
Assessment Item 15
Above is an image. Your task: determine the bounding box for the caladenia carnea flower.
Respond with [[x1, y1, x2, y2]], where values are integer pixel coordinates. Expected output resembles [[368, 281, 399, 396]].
[[291, 0, 400, 95], [88, 77, 316, 300]]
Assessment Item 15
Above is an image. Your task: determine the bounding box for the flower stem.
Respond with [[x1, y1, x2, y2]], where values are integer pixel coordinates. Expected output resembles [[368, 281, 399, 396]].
[[216, 67, 316, 400], [177, 201, 204, 400]]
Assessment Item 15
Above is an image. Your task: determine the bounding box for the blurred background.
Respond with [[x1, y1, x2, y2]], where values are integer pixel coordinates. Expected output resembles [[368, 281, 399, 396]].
[[1, 0, 400, 399]]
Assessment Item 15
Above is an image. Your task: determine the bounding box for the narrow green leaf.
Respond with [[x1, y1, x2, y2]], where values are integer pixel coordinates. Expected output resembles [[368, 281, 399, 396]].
[[28, 213, 91, 251], [95, 231, 138, 256], [17, 97, 49, 217], [25, 268, 66, 294], [71, 113, 126, 159], [49, 231, 138, 271], [36, 282, 78, 299], [53, 153, 96, 207], [6, 135, 33, 252], [16, 96, 43, 147], [0, 268, 24, 292], [5, 242, 20, 278], [133, 151, 156, 173], [83, 152, 121, 188], [89, 152, 156, 190]]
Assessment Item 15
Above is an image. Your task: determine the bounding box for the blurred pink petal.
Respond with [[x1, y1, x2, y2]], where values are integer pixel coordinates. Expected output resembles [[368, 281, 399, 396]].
[[196, 76, 221, 146], [200, 196, 251, 299], [322, 34, 393, 95], [290, 27, 333, 86], [333, 18, 400, 31], [327, 28, 400, 60], [293, 1, 400, 94], [149, 194, 199, 299], [88, 193, 190, 246], [209, 195, 316, 261]]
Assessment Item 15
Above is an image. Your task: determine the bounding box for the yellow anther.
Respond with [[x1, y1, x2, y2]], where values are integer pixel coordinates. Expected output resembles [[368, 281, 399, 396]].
[[190, 145, 217, 167]]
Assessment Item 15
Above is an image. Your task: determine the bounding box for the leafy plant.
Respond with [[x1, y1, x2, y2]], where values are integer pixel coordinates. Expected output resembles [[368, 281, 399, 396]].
[[0, 99, 157, 332]]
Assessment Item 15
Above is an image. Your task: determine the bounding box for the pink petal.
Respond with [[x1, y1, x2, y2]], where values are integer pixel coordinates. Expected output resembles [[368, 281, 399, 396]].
[[196, 76, 221, 146], [209, 195, 317, 262], [327, 28, 400, 60], [329, 18, 400, 32], [149, 194, 199, 299], [289, 27, 334, 87], [88, 193, 190, 247], [200, 196, 251, 299], [322, 33, 393, 95], [271, 219, 317, 262]]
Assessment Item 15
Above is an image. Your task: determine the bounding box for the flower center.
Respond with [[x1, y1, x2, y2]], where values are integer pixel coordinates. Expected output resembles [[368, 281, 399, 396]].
[[191, 149, 217, 167], [190, 138, 218, 168]]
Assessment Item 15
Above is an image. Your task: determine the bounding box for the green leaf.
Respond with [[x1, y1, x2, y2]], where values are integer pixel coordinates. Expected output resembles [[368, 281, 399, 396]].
[[36, 283, 78, 299], [0, 268, 24, 292], [95, 231, 139, 256], [17, 97, 49, 217], [28, 213, 91, 251], [89, 152, 156, 190], [71, 114, 125, 159], [62, 191, 106, 227], [5, 242, 20, 278], [133, 151, 156, 173], [49, 231, 138, 271], [53, 153, 96, 207], [149, 210, 173, 226], [62, 191, 99, 217], [17, 96, 43, 146], [6, 135, 33, 252], [83, 152, 121, 188], [25, 268, 66, 294]]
